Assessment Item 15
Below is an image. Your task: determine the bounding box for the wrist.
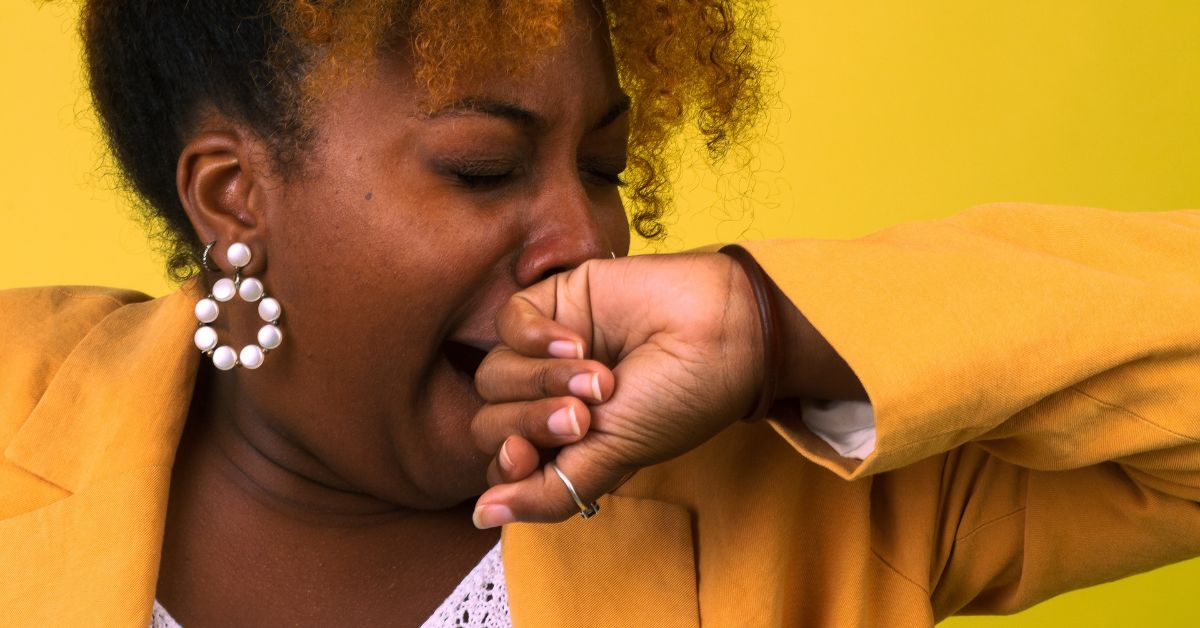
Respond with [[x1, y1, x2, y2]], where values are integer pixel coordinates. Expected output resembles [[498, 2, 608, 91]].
[[717, 245, 782, 422]]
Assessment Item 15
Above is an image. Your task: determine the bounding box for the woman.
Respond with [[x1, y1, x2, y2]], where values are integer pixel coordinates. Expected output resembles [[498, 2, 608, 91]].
[[2, 1, 1198, 627]]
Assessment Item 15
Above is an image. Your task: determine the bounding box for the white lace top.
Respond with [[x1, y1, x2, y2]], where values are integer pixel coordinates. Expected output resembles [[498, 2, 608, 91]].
[[150, 541, 510, 627]]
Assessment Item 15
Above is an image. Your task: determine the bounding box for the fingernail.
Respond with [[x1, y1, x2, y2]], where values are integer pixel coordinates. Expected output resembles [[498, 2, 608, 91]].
[[548, 340, 584, 360], [473, 504, 515, 529], [568, 372, 603, 402], [547, 406, 580, 437], [548, 340, 576, 358], [498, 438, 515, 472]]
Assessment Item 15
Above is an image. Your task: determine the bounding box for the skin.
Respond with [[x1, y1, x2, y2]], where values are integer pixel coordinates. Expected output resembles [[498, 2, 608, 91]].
[[156, 0, 865, 624]]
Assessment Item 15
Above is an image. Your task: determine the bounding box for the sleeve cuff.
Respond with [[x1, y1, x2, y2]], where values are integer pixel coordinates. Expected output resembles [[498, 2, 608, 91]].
[[798, 399, 877, 460]]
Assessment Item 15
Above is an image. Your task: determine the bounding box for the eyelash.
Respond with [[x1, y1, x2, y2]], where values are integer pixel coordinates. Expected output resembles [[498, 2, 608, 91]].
[[453, 169, 626, 190], [589, 171, 628, 188], [454, 172, 513, 189]]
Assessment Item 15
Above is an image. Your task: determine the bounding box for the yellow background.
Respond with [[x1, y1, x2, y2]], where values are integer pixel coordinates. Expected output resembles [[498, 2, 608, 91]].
[[3, 1, 1199, 625]]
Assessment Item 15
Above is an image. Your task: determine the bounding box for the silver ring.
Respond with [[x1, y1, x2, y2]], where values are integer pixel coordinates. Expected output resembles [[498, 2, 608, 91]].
[[549, 463, 600, 519], [199, 240, 220, 273]]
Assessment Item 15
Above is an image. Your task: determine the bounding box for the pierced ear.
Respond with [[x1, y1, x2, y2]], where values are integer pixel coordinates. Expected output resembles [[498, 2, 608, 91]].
[[176, 127, 271, 276]]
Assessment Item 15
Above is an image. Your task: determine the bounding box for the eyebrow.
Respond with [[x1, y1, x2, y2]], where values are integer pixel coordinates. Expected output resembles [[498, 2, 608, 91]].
[[428, 93, 631, 133], [592, 93, 632, 131]]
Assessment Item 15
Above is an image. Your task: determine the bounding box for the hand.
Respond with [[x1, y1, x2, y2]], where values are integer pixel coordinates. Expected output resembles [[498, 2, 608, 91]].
[[470, 252, 764, 528]]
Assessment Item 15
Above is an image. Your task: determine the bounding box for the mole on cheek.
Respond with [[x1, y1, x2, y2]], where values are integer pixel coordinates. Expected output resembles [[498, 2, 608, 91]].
[[364, 191, 374, 201]]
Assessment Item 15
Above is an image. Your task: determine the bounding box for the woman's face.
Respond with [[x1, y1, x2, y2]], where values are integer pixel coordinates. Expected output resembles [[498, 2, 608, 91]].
[[227, 0, 630, 509]]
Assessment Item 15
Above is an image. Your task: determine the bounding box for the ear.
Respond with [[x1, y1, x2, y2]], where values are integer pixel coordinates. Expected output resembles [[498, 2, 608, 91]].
[[176, 124, 274, 277]]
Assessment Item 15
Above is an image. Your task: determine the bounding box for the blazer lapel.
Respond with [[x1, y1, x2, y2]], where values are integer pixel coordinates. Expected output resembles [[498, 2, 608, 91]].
[[1, 466, 173, 626], [1, 279, 203, 626], [503, 494, 700, 627]]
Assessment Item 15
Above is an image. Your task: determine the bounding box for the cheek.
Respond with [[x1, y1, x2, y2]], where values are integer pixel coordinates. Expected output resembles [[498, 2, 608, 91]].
[[597, 193, 631, 254], [266, 181, 513, 374]]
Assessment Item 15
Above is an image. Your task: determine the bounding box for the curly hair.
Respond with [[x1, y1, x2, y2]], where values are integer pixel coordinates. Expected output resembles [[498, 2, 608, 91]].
[[81, 0, 772, 283]]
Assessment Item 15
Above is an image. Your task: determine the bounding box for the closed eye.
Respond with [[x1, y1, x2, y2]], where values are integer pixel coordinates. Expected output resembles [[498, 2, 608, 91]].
[[579, 157, 627, 188], [454, 171, 515, 189], [584, 170, 627, 187], [435, 155, 521, 190]]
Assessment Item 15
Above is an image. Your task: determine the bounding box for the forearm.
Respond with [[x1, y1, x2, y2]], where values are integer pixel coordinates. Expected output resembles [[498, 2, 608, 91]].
[[737, 204, 1200, 478]]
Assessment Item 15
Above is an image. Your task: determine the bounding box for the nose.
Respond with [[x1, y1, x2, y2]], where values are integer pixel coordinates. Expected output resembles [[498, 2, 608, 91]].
[[514, 179, 611, 287]]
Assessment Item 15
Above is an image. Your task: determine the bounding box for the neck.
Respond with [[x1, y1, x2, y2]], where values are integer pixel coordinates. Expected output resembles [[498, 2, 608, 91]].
[[159, 364, 501, 627], [182, 362, 442, 526]]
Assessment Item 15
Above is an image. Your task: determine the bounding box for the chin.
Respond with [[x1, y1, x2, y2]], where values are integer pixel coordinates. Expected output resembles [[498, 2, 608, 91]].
[[395, 346, 493, 509]]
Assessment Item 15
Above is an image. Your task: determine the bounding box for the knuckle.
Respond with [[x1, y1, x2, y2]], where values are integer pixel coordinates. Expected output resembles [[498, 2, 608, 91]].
[[517, 403, 543, 440], [533, 362, 555, 396]]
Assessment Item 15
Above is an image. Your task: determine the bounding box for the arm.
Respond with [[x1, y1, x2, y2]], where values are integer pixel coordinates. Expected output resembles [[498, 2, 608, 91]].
[[739, 202, 1200, 615]]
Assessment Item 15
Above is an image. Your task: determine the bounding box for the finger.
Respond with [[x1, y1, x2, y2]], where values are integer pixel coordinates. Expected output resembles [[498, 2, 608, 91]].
[[472, 445, 626, 528], [485, 435, 541, 486], [475, 346, 614, 403], [496, 278, 589, 359], [471, 396, 592, 454]]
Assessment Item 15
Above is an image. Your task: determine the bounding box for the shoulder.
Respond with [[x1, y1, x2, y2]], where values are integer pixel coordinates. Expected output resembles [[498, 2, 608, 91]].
[[0, 285, 153, 360], [0, 283, 152, 323], [0, 285, 154, 429]]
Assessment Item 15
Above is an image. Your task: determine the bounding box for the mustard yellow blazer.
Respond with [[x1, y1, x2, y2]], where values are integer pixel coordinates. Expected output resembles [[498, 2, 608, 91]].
[[3, 203, 1199, 627]]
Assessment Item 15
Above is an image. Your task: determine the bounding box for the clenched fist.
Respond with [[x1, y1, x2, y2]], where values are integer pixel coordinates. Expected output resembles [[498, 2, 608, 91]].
[[470, 252, 766, 527]]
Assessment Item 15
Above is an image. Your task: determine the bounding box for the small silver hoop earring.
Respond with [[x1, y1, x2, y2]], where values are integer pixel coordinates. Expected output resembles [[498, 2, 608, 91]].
[[199, 240, 221, 273], [193, 242, 284, 371]]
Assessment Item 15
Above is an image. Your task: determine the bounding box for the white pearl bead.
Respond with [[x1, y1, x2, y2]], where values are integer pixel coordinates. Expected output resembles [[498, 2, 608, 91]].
[[194, 325, 218, 352], [212, 278, 236, 302], [258, 297, 281, 322], [194, 298, 219, 323], [258, 324, 283, 349], [239, 277, 264, 302], [212, 345, 238, 370], [239, 345, 265, 369], [227, 242, 252, 268]]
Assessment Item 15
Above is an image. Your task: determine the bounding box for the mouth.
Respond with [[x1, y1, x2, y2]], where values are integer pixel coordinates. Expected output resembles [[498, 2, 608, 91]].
[[442, 339, 490, 381]]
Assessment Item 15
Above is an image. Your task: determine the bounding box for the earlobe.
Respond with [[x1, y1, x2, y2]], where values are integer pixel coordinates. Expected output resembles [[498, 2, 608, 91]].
[[176, 129, 268, 273]]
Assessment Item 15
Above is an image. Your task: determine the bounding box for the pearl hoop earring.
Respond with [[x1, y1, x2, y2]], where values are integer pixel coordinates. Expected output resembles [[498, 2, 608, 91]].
[[193, 241, 284, 371]]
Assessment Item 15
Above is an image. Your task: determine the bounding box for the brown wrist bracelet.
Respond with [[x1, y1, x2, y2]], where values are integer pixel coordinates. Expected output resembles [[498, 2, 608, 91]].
[[718, 244, 784, 422]]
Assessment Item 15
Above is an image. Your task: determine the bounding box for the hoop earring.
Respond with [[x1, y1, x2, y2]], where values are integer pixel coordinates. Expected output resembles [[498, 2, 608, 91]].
[[193, 242, 284, 371], [199, 240, 220, 273]]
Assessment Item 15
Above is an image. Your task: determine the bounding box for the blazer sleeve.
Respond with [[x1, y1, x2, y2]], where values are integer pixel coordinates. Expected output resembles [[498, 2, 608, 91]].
[[735, 202, 1200, 618]]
